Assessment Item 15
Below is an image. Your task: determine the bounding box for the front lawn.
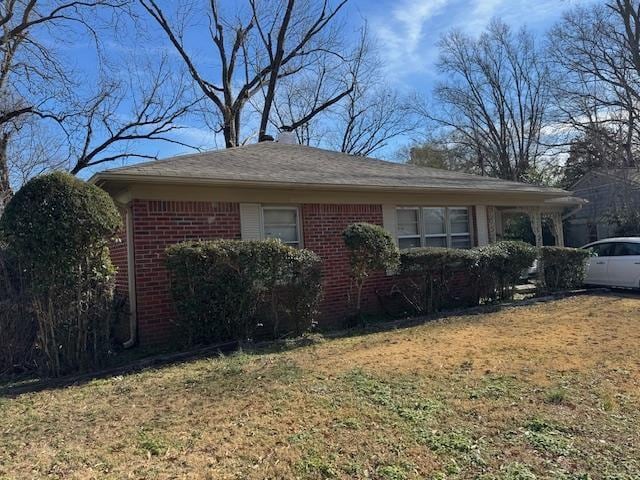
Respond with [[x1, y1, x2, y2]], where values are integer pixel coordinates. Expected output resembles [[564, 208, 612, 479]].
[[1, 294, 639, 479]]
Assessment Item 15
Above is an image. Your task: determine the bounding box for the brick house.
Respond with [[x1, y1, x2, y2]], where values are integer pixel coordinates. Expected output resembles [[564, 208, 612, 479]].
[[91, 142, 582, 346]]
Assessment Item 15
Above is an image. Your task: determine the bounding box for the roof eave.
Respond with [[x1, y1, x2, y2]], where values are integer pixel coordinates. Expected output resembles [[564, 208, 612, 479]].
[[91, 172, 570, 198]]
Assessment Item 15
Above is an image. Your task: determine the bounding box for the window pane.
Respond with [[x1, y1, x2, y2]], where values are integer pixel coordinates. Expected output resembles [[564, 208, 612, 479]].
[[424, 208, 445, 235], [449, 208, 470, 234], [263, 208, 296, 225], [397, 209, 419, 236], [264, 225, 298, 242], [263, 208, 299, 244], [399, 237, 421, 249], [424, 236, 447, 247], [612, 242, 640, 256], [451, 235, 471, 249], [590, 243, 613, 257]]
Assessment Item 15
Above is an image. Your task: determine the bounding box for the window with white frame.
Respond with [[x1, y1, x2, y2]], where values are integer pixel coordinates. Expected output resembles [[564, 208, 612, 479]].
[[397, 208, 421, 249], [262, 206, 301, 247], [397, 206, 471, 249]]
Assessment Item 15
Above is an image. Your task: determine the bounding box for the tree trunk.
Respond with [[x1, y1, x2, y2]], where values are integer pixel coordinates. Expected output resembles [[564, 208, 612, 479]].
[[0, 133, 13, 213]]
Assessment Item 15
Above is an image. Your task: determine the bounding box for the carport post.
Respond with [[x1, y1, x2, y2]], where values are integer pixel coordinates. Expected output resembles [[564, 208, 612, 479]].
[[527, 207, 543, 248]]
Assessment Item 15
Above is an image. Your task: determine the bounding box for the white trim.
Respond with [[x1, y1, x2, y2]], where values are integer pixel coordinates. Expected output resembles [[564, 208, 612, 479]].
[[382, 204, 398, 242], [91, 172, 569, 198], [124, 204, 137, 348], [240, 203, 262, 240], [475, 205, 489, 246]]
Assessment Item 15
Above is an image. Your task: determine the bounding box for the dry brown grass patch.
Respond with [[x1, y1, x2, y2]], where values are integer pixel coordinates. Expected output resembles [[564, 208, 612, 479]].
[[1, 293, 639, 479]]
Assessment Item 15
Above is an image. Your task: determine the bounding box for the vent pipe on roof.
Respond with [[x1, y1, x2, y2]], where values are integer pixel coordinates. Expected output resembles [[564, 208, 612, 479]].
[[277, 126, 297, 144]]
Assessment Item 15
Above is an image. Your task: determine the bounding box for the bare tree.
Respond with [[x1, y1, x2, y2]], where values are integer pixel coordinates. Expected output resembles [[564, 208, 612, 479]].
[[61, 57, 199, 174], [549, 0, 640, 166], [269, 27, 417, 156], [333, 85, 415, 156], [423, 20, 551, 182], [138, 0, 357, 148], [0, 0, 127, 209]]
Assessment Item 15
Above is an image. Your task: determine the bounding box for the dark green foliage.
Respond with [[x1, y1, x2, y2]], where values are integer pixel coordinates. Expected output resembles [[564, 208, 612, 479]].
[[399, 247, 476, 313], [1, 171, 121, 289], [502, 213, 556, 246], [560, 127, 624, 189], [397, 241, 538, 313], [0, 246, 36, 376], [609, 210, 640, 237], [399, 247, 476, 274], [342, 223, 399, 314], [165, 239, 322, 346], [0, 172, 121, 377], [474, 241, 538, 300], [539, 246, 591, 292]]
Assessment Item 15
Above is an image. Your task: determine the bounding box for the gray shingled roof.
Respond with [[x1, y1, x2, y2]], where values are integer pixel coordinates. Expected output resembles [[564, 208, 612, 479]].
[[93, 142, 568, 196]]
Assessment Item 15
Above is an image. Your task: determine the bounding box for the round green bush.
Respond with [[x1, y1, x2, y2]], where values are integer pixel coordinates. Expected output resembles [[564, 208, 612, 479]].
[[0, 171, 121, 282], [342, 222, 399, 314], [0, 172, 121, 376]]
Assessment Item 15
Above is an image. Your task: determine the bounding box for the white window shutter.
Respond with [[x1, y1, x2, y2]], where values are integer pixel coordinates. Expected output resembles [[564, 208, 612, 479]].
[[240, 203, 262, 240], [382, 204, 398, 243], [475, 205, 489, 246]]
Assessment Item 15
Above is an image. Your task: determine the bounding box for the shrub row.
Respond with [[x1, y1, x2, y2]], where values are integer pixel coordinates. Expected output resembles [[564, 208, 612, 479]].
[[539, 246, 591, 292], [165, 239, 323, 346], [397, 241, 562, 314]]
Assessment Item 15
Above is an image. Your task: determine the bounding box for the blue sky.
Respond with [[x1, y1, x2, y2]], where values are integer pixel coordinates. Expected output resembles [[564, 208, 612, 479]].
[[73, 0, 594, 178]]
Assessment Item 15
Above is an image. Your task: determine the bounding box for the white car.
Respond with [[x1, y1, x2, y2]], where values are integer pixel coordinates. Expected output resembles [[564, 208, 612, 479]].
[[582, 237, 640, 289]]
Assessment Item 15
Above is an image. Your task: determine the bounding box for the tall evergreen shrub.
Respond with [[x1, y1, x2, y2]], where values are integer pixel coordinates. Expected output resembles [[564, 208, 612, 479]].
[[0, 172, 121, 376]]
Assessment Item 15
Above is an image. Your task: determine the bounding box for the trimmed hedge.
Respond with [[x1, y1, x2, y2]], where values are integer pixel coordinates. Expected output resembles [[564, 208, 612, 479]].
[[342, 223, 399, 314], [166, 239, 322, 346], [399, 247, 476, 312], [398, 241, 538, 313], [539, 246, 591, 292], [474, 241, 538, 301], [0, 172, 121, 377]]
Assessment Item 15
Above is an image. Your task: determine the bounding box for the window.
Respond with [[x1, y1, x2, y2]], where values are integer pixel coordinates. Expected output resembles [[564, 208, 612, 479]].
[[396, 206, 472, 249], [448, 207, 471, 248], [612, 242, 640, 256], [262, 206, 301, 247], [397, 208, 421, 249], [588, 243, 614, 257], [424, 207, 447, 247]]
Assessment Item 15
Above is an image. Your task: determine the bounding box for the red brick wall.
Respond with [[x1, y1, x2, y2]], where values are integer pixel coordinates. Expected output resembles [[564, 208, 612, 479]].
[[110, 225, 128, 295], [121, 199, 476, 345], [301, 204, 391, 325], [108, 209, 130, 342], [130, 200, 241, 344]]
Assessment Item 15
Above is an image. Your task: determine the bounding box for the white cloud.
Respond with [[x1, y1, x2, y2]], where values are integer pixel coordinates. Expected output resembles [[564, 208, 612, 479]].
[[370, 0, 589, 81], [371, 0, 450, 80]]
